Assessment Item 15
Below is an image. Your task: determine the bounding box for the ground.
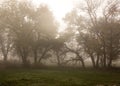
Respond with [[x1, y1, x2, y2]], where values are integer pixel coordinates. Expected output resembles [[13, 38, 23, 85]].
[[0, 68, 120, 86]]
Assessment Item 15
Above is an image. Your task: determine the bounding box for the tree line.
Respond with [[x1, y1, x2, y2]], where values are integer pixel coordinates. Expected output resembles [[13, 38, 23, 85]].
[[0, 0, 120, 68]]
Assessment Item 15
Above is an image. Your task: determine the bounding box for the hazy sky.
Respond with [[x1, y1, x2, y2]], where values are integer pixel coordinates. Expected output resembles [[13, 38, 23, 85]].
[[32, 0, 80, 31], [1, 0, 80, 31]]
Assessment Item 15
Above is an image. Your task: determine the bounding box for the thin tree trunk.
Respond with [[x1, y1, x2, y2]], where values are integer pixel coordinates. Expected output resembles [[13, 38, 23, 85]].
[[22, 56, 28, 66], [21, 50, 29, 66], [108, 57, 112, 68], [33, 50, 37, 64], [81, 58, 85, 68], [76, 53, 85, 68], [56, 53, 61, 66], [90, 54, 96, 68], [96, 54, 100, 68], [38, 47, 49, 63], [103, 45, 107, 68]]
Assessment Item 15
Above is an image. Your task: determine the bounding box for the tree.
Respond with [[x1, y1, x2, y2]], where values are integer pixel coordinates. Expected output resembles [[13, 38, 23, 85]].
[[86, 0, 120, 67], [30, 5, 58, 64], [50, 33, 68, 66], [0, 0, 35, 65], [0, 0, 58, 66], [64, 0, 120, 68], [0, 28, 12, 62]]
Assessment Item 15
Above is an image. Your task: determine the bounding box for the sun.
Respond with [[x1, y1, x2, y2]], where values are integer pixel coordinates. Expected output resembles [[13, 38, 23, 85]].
[[31, 0, 78, 32]]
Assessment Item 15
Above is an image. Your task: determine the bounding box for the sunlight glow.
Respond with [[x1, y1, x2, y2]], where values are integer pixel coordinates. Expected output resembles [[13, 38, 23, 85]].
[[31, 0, 79, 32]]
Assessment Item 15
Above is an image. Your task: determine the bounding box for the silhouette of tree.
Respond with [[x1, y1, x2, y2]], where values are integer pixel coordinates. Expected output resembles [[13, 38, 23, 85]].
[[64, 0, 120, 68]]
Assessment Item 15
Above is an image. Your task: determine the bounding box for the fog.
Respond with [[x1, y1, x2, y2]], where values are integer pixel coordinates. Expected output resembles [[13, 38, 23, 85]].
[[0, 0, 120, 85]]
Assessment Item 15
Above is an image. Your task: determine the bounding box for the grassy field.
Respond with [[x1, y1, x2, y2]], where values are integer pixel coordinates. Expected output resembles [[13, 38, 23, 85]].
[[0, 68, 120, 86]]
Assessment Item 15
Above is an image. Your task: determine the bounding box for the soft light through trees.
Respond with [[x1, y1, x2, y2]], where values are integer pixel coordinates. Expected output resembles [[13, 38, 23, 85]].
[[0, 0, 119, 68], [31, 0, 80, 32], [0, 0, 58, 66], [64, 0, 120, 68]]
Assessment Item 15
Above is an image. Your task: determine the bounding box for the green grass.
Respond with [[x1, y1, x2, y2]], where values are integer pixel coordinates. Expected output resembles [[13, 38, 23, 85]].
[[0, 68, 120, 86]]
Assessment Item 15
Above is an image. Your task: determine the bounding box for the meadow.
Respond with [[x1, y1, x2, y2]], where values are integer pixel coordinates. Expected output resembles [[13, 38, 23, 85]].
[[0, 68, 120, 86]]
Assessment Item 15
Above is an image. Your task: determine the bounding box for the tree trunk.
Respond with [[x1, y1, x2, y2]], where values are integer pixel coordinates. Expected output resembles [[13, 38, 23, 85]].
[[103, 40, 107, 68], [108, 58, 112, 68], [3, 54, 8, 62], [103, 50, 107, 68], [56, 53, 61, 66], [76, 53, 85, 68], [96, 54, 100, 68], [38, 48, 48, 63], [21, 52, 29, 66], [22, 56, 28, 66], [90, 54, 96, 68], [81, 58, 85, 68], [33, 50, 37, 64]]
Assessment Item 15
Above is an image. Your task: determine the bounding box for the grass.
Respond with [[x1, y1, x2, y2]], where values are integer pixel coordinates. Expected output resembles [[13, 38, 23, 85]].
[[0, 68, 120, 86]]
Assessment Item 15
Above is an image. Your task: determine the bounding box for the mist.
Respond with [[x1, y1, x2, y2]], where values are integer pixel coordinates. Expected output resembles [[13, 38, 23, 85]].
[[0, 0, 120, 86]]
